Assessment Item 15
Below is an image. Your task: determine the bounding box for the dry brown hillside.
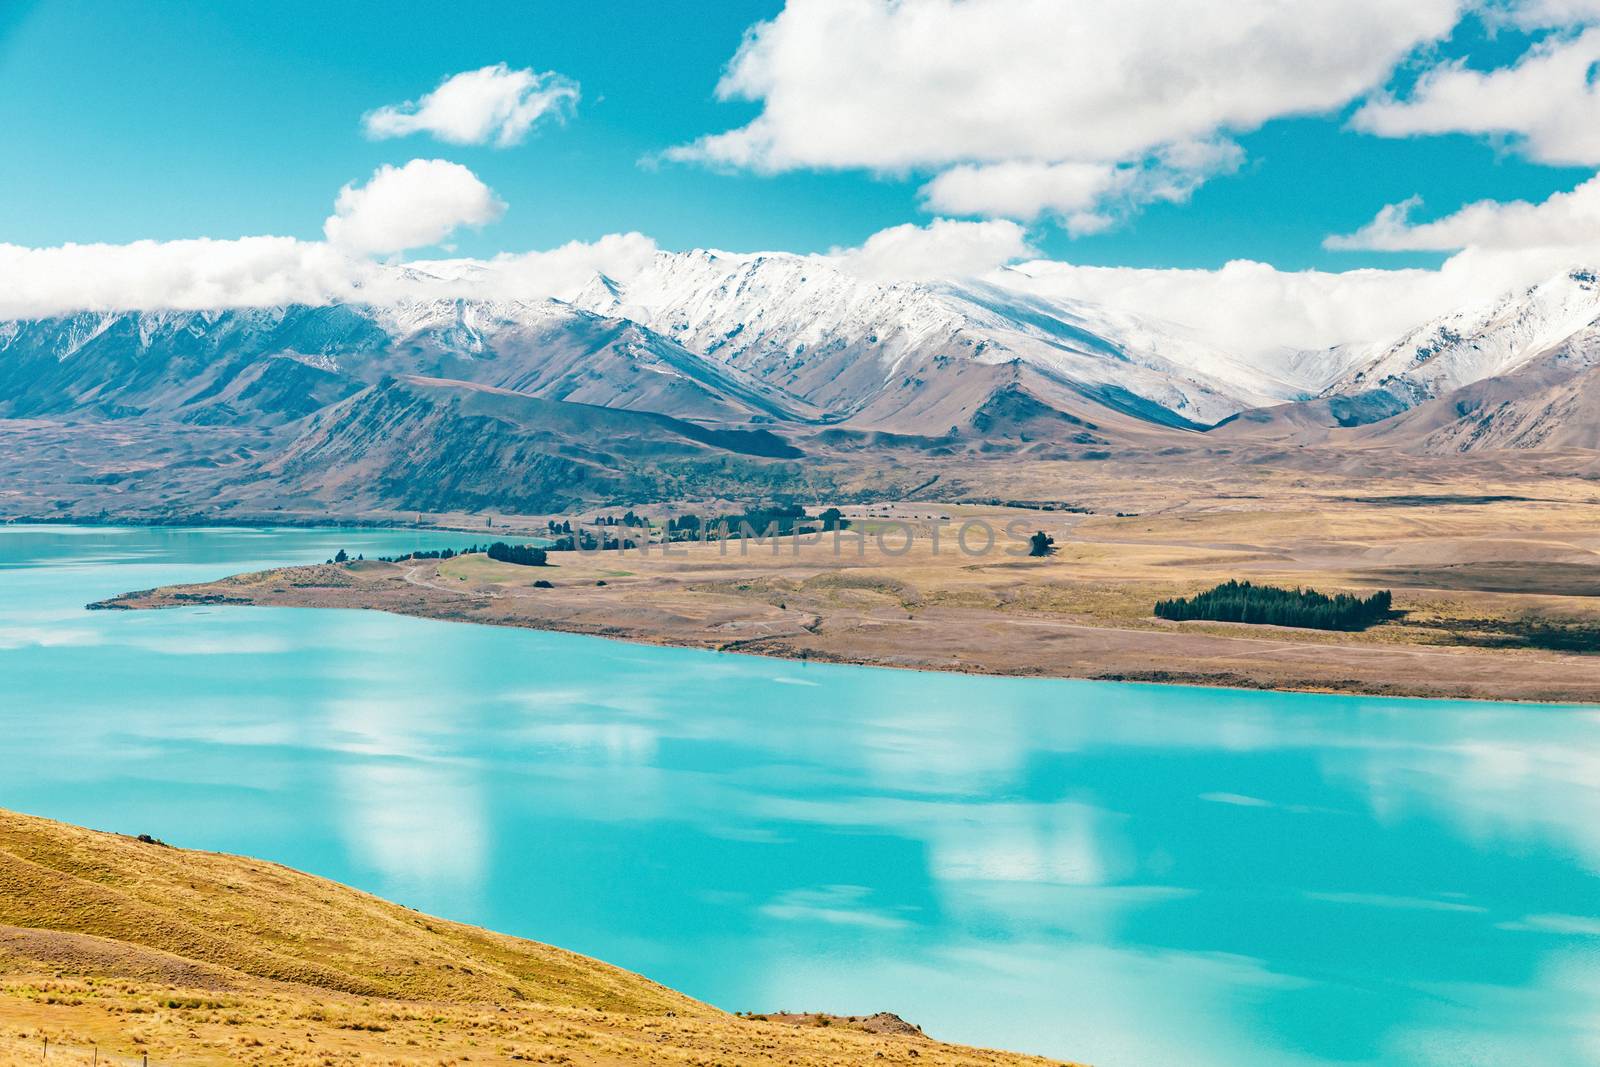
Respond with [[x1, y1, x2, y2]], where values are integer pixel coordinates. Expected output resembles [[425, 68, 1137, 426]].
[[0, 809, 1075, 1067]]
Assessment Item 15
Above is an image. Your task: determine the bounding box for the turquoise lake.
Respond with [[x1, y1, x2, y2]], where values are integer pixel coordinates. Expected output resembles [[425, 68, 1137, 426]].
[[2, 524, 1598, 1066]]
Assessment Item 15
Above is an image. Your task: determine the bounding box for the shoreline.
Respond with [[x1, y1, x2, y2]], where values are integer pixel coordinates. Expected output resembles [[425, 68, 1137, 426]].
[[102, 593, 1599, 707], [92, 552, 1600, 705], [2, 513, 504, 535]]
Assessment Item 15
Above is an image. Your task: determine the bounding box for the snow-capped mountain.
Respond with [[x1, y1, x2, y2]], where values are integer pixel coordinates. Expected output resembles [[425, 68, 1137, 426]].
[[0, 249, 1317, 457], [7, 254, 1600, 520], [1321, 268, 1600, 410], [1212, 267, 1600, 452], [0, 298, 804, 426], [571, 249, 1300, 431], [6, 253, 1600, 522]]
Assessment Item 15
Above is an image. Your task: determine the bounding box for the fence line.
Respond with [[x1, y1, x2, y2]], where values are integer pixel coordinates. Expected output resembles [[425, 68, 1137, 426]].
[[1, 1034, 154, 1066]]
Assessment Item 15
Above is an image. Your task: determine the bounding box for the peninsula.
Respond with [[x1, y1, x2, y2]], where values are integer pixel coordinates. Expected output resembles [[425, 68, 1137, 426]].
[[95, 489, 1600, 703]]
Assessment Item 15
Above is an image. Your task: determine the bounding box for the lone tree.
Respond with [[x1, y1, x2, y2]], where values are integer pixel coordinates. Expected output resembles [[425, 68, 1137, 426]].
[[333, 548, 349, 563], [1028, 531, 1055, 557]]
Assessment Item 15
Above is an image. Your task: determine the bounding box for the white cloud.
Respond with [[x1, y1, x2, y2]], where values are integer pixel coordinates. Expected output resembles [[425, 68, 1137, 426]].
[[0, 223, 1585, 363], [921, 140, 1243, 230], [1495, 0, 1600, 29], [401, 231, 662, 300], [677, 0, 1462, 171], [0, 237, 366, 319], [1325, 173, 1600, 251], [0, 229, 659, 320], [999, 244, 1590, 357], [1352, 28, 1600, 165], [363, 63, 579, 147], [1, 151, 1591, 369], [669, 0, 1462, 228], [830, 218, 1032, 281], [923, 162, 1123, 230], [323, 159, 506, 256]]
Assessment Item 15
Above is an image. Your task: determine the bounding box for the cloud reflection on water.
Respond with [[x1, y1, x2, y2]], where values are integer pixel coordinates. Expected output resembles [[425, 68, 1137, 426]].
[[7, 525, 1600, 1067]]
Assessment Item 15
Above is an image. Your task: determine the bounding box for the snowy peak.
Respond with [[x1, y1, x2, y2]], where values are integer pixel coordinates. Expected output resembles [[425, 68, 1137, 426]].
[[571, 271, 626, 314], [571, 249, 965, 362], [0, 296, 802, 428], [1213, 267, 1600, 452], [1324, 267, 1600, 408], [8, 254, 1600, 459], [569, 248, 1296, 430]]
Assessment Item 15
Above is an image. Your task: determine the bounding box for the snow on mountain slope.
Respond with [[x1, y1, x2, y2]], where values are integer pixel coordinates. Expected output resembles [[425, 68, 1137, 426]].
[[1208, 267, 1600, 448], [946, 277, 1303, 406], [14, 255, 1600, 453], [0, 305, 385, 422], [571, 250, 1296, 431], [367, 298, 812, 422], [0, 250, 1308, 441], [1321, 268, 1600, 410], [0, 298, 807, 426], [1264, 343, 1373, 396]]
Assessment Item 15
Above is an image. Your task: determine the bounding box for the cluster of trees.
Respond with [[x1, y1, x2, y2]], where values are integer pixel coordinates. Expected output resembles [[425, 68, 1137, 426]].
[[486, 542, 548, 567], [1155, 580, 1393, 631], [706, 504, 809, 536], [372, 545, 484, 563], [1028, 531, 1055, 557], [522, 504, 853, 553], [592, 511, 648, 527], [367, 542, 550, 565], [664, 504, 846, 541], [546, 532, 637, 552], [966, 498, 1092, 514]]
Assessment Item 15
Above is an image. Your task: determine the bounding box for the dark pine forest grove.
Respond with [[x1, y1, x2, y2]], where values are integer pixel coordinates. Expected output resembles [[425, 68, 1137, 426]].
[[1155, 580, 1392, 631]]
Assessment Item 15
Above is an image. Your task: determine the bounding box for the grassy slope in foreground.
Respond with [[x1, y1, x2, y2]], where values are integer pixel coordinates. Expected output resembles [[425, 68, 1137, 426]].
[[0, 809, 1073, 1067]]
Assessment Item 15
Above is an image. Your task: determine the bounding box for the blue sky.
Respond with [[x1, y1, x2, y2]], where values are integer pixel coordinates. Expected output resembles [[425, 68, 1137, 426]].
[[2, 0, 1596, 273]]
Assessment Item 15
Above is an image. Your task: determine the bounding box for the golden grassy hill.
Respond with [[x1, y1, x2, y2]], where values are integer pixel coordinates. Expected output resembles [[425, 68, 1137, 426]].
[[0, 809, 1074, 1067]]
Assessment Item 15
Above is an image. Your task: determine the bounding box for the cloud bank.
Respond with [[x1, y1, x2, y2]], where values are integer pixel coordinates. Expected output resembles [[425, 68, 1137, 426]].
[[0, 159, 653, 319], [1000, 245, 1590, 359], [0, 188, 1592, 366], [0, 233, 663, 321], [363, 63, 579, 148], [0, 238, 363, 319]]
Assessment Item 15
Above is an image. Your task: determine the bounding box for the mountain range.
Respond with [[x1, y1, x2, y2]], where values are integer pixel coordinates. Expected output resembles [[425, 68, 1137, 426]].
[[3, 252, 1599, 519]]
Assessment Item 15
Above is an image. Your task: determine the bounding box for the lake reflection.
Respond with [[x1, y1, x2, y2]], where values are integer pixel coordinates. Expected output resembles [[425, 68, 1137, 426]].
[[3, 525, 1598, 1067]]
